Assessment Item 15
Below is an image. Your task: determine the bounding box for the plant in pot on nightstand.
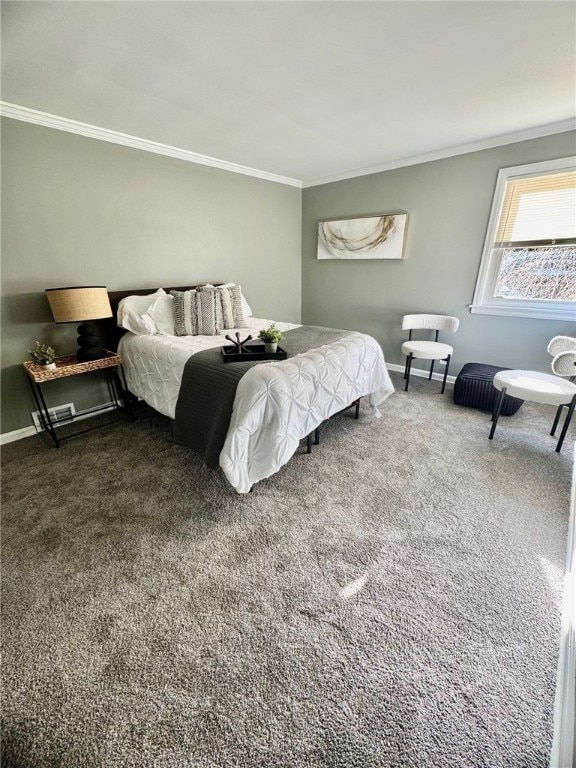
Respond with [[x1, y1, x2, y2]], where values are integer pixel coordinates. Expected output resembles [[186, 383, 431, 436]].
[[258, 324, 283, 353], [28, 341, 57, 369]]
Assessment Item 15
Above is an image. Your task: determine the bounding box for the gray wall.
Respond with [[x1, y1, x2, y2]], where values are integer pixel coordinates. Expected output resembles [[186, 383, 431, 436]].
[[302, 131, 576, 375], [3, 120, 575, 436], [1, 118, 302, 434]]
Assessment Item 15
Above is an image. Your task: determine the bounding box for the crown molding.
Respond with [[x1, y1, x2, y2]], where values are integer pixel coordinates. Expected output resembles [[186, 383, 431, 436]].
[[0, 101, 302, 188], [302, 118, 576, 188], [2, 101, 573, 191]]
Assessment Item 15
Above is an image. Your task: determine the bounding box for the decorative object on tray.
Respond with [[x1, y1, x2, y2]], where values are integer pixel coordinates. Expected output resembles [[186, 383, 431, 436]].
[[27, 341, 57, 369], [221, 342, 288, 363], [45, 286, 113, 362], [317, 213, 408, 260], [224, 332, 253, 353], [258, 324, 283, 353]]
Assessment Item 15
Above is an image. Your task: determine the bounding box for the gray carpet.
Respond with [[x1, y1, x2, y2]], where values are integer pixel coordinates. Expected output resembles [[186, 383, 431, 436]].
[[1, 372, 572, 768]]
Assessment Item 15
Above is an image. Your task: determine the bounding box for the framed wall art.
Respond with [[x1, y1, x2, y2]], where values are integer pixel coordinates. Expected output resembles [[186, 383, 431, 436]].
[[317, 213, 408, 260]]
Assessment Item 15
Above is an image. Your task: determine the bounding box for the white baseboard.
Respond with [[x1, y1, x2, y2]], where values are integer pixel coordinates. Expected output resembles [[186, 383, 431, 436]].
[[0, 425, 38, 445], [0, 402, 118, 445], [550, 453, 576, 768], [1, 367, 453, 446], [386, 362, 457, 385]]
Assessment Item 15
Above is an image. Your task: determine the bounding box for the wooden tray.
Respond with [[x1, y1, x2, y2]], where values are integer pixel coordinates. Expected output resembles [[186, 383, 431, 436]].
[[221, 343, 288, 363]]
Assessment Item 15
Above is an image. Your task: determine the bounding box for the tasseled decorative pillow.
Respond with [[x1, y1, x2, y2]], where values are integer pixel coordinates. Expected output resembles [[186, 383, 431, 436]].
[[171, 284, 246, 336], [224, 284, 246, 328], [171, 289, 199, 336], [195, 285, 221, 335]]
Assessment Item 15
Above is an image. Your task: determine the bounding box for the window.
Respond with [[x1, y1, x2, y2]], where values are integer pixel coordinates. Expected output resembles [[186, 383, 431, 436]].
[[471, 157, 576, 320]]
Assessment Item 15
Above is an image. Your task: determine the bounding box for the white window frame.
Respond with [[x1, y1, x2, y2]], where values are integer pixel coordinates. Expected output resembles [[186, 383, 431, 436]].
[[470, 156, 576, 321]]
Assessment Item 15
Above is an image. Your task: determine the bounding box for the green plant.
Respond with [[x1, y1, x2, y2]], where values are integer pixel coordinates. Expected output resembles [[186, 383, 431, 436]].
[[258, 324, 283, 344], [28, 341, 57, 365]]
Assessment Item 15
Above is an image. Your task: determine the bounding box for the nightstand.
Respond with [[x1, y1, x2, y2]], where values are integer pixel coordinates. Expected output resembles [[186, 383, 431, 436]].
[[23, 351, 132, 447]]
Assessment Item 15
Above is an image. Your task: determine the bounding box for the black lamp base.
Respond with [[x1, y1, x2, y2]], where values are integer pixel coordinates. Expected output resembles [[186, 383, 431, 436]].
[[76, 321, 106, 362]]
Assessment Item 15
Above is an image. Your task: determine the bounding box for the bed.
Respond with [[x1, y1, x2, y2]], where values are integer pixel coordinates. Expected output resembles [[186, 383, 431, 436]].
[[106, 286, 394, 493]]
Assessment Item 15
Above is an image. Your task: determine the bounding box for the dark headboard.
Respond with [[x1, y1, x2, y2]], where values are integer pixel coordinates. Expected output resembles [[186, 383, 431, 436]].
[[104, 285, 222, 351]]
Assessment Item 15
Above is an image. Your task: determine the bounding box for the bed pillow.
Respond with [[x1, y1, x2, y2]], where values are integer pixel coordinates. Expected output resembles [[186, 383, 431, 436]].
[[228, 284, 247, 328], [243, 295, 253, 318], [171, 287, 220, 336], [171, 289, 199, 336], [217, 284, 247, 328], [172, 285, 246, 335], [142, 293, 175, 335], [196, 285, 221, 335], [117, 289, 166, 335], [221, 283, 253, 318], [217, 286, 235, 329]]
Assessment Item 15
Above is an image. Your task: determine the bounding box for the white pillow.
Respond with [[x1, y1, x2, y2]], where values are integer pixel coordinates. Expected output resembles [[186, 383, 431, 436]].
[[142, 293, 175, 335], [241, 293, 253, 318], [117, 289, 166, 335]]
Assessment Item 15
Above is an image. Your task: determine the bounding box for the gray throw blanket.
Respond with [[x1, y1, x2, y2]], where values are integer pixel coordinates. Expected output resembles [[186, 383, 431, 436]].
[[173, 325, 351, 467]]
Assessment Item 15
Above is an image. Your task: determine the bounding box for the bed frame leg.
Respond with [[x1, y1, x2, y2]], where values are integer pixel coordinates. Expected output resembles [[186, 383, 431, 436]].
[[304, 398, 360, 456]]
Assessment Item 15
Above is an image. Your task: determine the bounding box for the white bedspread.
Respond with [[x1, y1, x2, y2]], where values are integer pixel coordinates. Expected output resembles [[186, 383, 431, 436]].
[[119, 318, 394, 493], [119, 318, 299, 420]]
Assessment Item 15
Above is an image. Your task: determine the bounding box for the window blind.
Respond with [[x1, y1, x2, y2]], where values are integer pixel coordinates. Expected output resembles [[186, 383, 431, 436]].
[[495, 170, 576, 247]]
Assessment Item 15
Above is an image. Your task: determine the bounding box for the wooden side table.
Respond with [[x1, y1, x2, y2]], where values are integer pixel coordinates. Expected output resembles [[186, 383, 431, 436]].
[[23, 351, 132, 447]]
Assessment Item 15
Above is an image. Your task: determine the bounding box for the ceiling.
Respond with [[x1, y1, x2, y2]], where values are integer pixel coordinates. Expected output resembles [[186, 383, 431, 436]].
[[2, 1, 575, 186]]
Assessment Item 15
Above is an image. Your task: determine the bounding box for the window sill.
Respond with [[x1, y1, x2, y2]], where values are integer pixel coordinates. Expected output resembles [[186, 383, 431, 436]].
[[470, 302, 576, 321]]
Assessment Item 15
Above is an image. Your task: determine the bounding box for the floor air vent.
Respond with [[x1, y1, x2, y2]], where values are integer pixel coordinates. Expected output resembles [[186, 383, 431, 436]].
[[32, 403, 76, 432]]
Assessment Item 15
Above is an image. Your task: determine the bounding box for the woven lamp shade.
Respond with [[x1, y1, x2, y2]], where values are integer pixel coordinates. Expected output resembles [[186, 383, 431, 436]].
[[46, 287, 112, 323]]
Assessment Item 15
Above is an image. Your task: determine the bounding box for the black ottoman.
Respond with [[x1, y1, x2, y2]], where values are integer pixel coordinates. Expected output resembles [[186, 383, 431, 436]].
[[454, 363, 523, 416]]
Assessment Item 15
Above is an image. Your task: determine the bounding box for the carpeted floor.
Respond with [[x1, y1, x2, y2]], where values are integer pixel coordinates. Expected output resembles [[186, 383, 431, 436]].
[[1, 372, 572, 767]]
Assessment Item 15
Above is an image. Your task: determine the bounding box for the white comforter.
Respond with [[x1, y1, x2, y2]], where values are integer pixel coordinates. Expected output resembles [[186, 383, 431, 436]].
[[119, 318, 394, 493]]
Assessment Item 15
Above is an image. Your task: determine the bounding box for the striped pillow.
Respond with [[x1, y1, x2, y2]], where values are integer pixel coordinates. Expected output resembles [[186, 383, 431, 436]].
[[171, 284, 247, 336], [171, 287, 219, 336], [217, 286, 235, 329], [216, 284, 246, 329], [171, 289, 199, 336], [227, 284, 247, 328], [195, 286, 220, 335]]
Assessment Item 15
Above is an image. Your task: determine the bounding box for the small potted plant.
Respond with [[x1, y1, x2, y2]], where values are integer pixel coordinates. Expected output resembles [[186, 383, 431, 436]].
[[28, 341, 57, 369], [258, 324, 283, 354]]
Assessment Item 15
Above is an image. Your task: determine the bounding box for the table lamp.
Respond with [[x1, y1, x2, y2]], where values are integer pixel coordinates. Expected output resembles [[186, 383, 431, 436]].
[[46, 286, 113, 362]]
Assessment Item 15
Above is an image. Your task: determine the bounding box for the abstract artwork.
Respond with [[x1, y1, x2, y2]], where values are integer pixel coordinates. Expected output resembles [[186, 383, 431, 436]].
[[317, 213, 407, 260]]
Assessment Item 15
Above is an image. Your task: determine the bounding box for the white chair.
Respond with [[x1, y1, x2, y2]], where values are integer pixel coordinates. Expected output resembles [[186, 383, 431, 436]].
[[548, 336, 576, 439], [489, 369, 576, 453], [548, 335, 576, 359], [548, 336, 576, 379], [401, 314, 460, 393]]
